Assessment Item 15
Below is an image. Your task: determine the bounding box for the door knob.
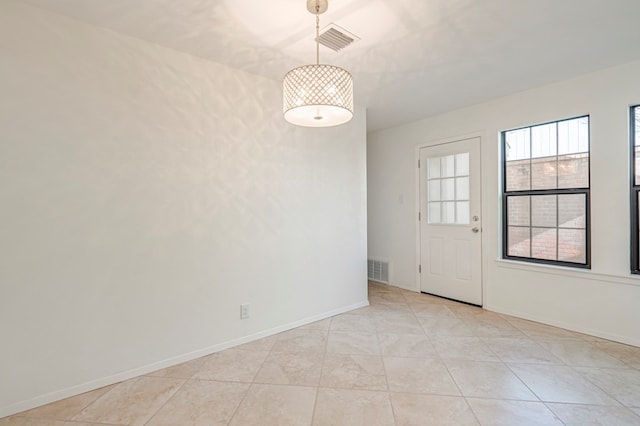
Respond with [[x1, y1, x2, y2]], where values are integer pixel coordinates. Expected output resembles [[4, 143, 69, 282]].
[[471, 227, 480, 233], [472, 216, 479, 222]]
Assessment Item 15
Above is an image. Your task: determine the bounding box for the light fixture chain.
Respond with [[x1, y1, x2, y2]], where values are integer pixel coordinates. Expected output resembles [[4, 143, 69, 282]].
[[315, 6, 320, 65]]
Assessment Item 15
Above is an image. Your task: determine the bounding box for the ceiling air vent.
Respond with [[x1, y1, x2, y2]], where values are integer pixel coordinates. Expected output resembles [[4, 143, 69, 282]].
[[317, 24, 360, 52]]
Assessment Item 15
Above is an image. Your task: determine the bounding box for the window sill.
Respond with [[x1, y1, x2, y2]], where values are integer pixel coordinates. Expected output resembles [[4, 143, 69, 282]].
[[494, 258, 640, 288]]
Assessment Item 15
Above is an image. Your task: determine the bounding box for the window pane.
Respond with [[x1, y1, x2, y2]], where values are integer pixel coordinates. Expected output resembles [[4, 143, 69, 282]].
[[558, 117, 589, 155], [441, 178, 455, 201], [635, 110, 640, 272], [636, 107, 640, 147], [531, 123, 557, 158], [428, 202, 441, 224], [456, 153, 469, 176], [506, 160, 530, 191], [456, 201, 470, 224], [456, 177, 469, 200], [428, 180, 441, 201], [428, 157, 441, 179], [508, 227, 530, 257], [558, 194, 586, 229], [532, 227, 557, 260], [531, 195, 557, 228], [442, 202, 455, 223], [531, 157, 557, 190], [635, 146, 640, 186], [505, 128, 530, 161], [558, 153, 589, 188], [507, 196, 530, 226], [558, 229, 586, 263], [441, 155, 455, 177]]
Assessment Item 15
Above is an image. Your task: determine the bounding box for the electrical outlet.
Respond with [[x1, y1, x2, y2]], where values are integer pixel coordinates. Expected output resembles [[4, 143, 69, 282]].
[[240, 303, 250, 319]]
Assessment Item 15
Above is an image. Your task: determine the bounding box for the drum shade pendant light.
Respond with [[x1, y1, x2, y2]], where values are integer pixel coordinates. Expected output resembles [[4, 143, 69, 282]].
[[283, 0, 354, 127]]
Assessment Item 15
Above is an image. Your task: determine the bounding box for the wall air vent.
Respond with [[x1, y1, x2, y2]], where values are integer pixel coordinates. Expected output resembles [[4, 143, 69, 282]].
[[367, 259, 390, 284], [317, 24, 360, 52]]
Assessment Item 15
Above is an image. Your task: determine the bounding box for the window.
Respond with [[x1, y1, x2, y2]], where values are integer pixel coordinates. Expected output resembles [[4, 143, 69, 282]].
[[631, 106, 640, 273], [502, 116, 590, 267]]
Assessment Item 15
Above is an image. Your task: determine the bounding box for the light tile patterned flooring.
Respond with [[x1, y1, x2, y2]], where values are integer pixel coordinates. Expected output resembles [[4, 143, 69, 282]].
[[4, 282, 640, 425]]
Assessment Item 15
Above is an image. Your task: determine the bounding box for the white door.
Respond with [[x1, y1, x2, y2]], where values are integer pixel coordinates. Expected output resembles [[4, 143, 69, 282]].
[[419, 137, 482, 305]]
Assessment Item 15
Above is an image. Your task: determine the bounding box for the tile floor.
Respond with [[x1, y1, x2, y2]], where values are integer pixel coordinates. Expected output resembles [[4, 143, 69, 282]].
[[3, 282, 640, 425]]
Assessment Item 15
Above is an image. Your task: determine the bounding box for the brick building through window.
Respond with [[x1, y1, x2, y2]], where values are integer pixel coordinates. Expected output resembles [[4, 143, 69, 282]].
[[630, 106, 640, 273], [502, 116, 590, 267]]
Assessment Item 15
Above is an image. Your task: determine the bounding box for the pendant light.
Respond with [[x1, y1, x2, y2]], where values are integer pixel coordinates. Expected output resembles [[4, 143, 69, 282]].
[[283, 0, 354, 127]]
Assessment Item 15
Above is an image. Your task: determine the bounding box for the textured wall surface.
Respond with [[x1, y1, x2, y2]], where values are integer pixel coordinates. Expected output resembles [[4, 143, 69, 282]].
[[368, 59, 640, 347], [0, 1, 367, 416], [19, 0, 640, 132]]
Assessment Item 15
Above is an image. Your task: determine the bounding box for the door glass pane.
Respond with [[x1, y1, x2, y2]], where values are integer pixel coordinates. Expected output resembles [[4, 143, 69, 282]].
[[508, 227, 530, 257], [442, 202, 455, 223], [456, 201, 470, 224], [456, 177, 469, 200], [507, 196, 530, 226], [531, 195, 557, 228], [426, 151, 473, 226], [428, 157, 441, 179], [456, 153, 469, 176], [441, 178, 455, 201], [428, 180, 441, 201], [428, 202, 441, 224], [441, 155, 455, 177]]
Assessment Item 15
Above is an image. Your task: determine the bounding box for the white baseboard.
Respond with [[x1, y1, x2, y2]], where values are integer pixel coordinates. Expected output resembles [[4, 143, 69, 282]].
[[485, 304, 640, 348], [0, 299, 369, 418]]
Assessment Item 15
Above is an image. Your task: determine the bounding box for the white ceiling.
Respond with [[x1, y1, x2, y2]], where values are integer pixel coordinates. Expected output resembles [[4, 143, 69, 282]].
[[19, 0, 640, 131]]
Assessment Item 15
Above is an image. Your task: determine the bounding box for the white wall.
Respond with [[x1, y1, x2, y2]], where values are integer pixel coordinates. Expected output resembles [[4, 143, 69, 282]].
[[368, 60, 640, 347], [0, 1, 367, 417]]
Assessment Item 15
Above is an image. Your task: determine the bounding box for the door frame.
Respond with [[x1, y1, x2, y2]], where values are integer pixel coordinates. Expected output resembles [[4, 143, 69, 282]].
[[414, 132, 486, 302]]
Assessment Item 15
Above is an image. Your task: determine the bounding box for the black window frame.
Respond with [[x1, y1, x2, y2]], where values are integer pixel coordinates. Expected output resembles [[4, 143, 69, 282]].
[[501, 115, 591, 269], [630, 105, 640, 274]]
